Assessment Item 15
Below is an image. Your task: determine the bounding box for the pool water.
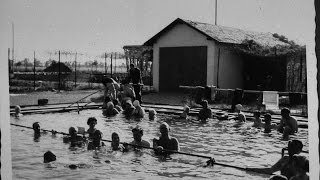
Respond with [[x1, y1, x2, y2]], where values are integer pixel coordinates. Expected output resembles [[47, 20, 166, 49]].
[[10, 110, 309, 180]]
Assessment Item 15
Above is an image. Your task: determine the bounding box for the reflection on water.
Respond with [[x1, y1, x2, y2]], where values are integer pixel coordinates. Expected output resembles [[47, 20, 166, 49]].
[[11, 110, 309, 180]]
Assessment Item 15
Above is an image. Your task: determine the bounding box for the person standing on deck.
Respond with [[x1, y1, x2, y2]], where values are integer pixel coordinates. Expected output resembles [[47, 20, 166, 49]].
[[128, 63, 142, 104], [153, 122, 180, 155], [278, 108, 298, 140]]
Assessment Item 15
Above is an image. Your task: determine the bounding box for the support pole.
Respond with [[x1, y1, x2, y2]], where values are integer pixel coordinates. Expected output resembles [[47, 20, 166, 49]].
[[34, 51, 36, 90], [59, 50, 61, 91], [104, 52, 107, 75], [110, 53, 113, 78], [75, 52, 77, 87]]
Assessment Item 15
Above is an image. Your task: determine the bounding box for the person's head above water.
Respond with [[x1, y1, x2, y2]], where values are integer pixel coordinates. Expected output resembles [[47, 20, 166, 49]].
[[159, 122, 170, 136], [201, 100, 208, 108], [235, 104, 243, 111], [69, 127, 77, 136], [288, 139, 303, 157], [132, 125, 143, 142], [183, 105, 190, 113], [32, 122, 40, 134], [87, 117, 97, 127], [107, 102, 114, 110], [44, 151, 56, 163], [281, 108, 290, 118], [15, 105, 21, 114], [254, 111, 261, 118], [148, 108, 157, 120], [264, 113, 272, 124], [111, 132, 120, 147], [133, 100, 140, 107]]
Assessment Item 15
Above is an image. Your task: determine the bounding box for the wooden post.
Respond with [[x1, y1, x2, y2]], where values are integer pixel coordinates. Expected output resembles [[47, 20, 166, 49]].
[[111, 53, 113, 78], [34, 51, 36, 90], [59, 50, 61, 91], [75, 52, 77, 87]]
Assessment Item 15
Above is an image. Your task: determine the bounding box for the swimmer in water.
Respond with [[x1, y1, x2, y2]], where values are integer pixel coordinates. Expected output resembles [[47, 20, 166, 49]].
[[122, 100, 135, 116], [128, 126, 150, 150], [179, 105, 190, 119], [252, 111, 262, 128], [263, 113, 277, 133], [44, 151, 57, 168], [290, 154, 309, 180], [14, 105, 22, 117], [198, 100, 212, 122], [235, 104, 246, 122], [88, 130, 105, 150], [278, 108, 298, 140], [153, 122, 180, 155], [132, 100, 145, 118], [113, 99, 122, 112], [148, 108, 157, 120], [33, 122, 41, 136], [86, 117, 97, 140], [103, 102, 119, 116], [246, 139, 304, 179], [63, 127, 85, 147], [111, 132, 126, 151]]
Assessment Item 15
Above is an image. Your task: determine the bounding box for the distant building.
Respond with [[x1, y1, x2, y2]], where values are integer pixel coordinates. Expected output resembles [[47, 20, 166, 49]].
[[143, 18, 306, 92]]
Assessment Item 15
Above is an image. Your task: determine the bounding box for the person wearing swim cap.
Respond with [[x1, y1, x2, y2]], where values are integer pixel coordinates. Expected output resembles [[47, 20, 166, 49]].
[[153, 122, 180, 155], [198, 100, 212, 122], [132, 100, 145, 118], [278, 108, 298, 140], [129, 126, 150, 150], [246, 139, 304, 179]]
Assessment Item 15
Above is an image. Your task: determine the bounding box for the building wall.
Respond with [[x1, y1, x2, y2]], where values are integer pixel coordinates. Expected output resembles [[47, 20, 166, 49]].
[[216, 46, 244, 89], [152, 23, 216, 91]]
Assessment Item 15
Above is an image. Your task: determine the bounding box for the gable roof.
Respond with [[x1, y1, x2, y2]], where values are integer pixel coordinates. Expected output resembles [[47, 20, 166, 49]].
[[143, 18, 289, 47]]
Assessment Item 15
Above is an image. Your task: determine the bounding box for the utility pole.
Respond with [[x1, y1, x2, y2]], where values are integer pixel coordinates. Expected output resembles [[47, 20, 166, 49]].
[[110, 53, 113, 78], [215, 0, 218, 25], [12, 23, 14, 72]]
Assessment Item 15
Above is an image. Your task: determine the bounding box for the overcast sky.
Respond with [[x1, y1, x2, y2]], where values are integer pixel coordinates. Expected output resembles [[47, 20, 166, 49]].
[[0, 0, 315, 62]]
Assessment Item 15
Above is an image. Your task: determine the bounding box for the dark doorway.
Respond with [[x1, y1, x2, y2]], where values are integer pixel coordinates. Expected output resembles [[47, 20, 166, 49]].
[[243, 55, 287, 91], [159, 46, 207, 92]]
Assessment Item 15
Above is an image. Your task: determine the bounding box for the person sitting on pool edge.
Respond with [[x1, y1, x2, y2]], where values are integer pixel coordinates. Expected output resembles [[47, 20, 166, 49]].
[[133, 100, 145, 118], [246, 139, 304, 179], [63, 127, 85, 147], [179, 105, 190, 119], [235, 104, 246, 122], [198, 100, 212, 122], [153, 122, 180, 155], [278, 108, 298, 140], [86, 117, 97, 140], [88, 130, 105, 150], [127, 126, 150, 150], [111, 132, 126, 151]]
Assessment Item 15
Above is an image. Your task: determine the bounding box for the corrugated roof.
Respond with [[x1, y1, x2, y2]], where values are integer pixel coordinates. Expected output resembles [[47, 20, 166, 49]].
[[144, 18, 289, 47]]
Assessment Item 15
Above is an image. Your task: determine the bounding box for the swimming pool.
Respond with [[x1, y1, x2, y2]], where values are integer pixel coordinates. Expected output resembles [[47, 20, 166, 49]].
[[11, 109, 309, 180]]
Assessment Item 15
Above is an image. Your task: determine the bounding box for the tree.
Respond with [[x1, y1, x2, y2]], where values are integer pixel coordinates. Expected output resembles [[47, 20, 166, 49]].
[[93, 60, 98, 72]]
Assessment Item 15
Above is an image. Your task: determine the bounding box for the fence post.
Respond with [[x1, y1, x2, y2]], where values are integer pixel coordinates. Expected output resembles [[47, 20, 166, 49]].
[[58, 50, 61, 91]]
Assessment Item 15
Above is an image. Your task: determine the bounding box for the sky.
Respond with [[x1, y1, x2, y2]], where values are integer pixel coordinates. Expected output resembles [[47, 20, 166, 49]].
[[0, 0, 315, 63]]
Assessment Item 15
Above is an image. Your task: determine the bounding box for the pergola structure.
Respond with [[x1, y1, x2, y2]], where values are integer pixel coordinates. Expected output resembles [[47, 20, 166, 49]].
[[123, 45, 153, 85]]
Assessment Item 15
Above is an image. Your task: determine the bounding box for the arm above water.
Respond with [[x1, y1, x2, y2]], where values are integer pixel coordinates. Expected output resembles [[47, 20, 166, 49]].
[[246, 156, 287, 174]]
